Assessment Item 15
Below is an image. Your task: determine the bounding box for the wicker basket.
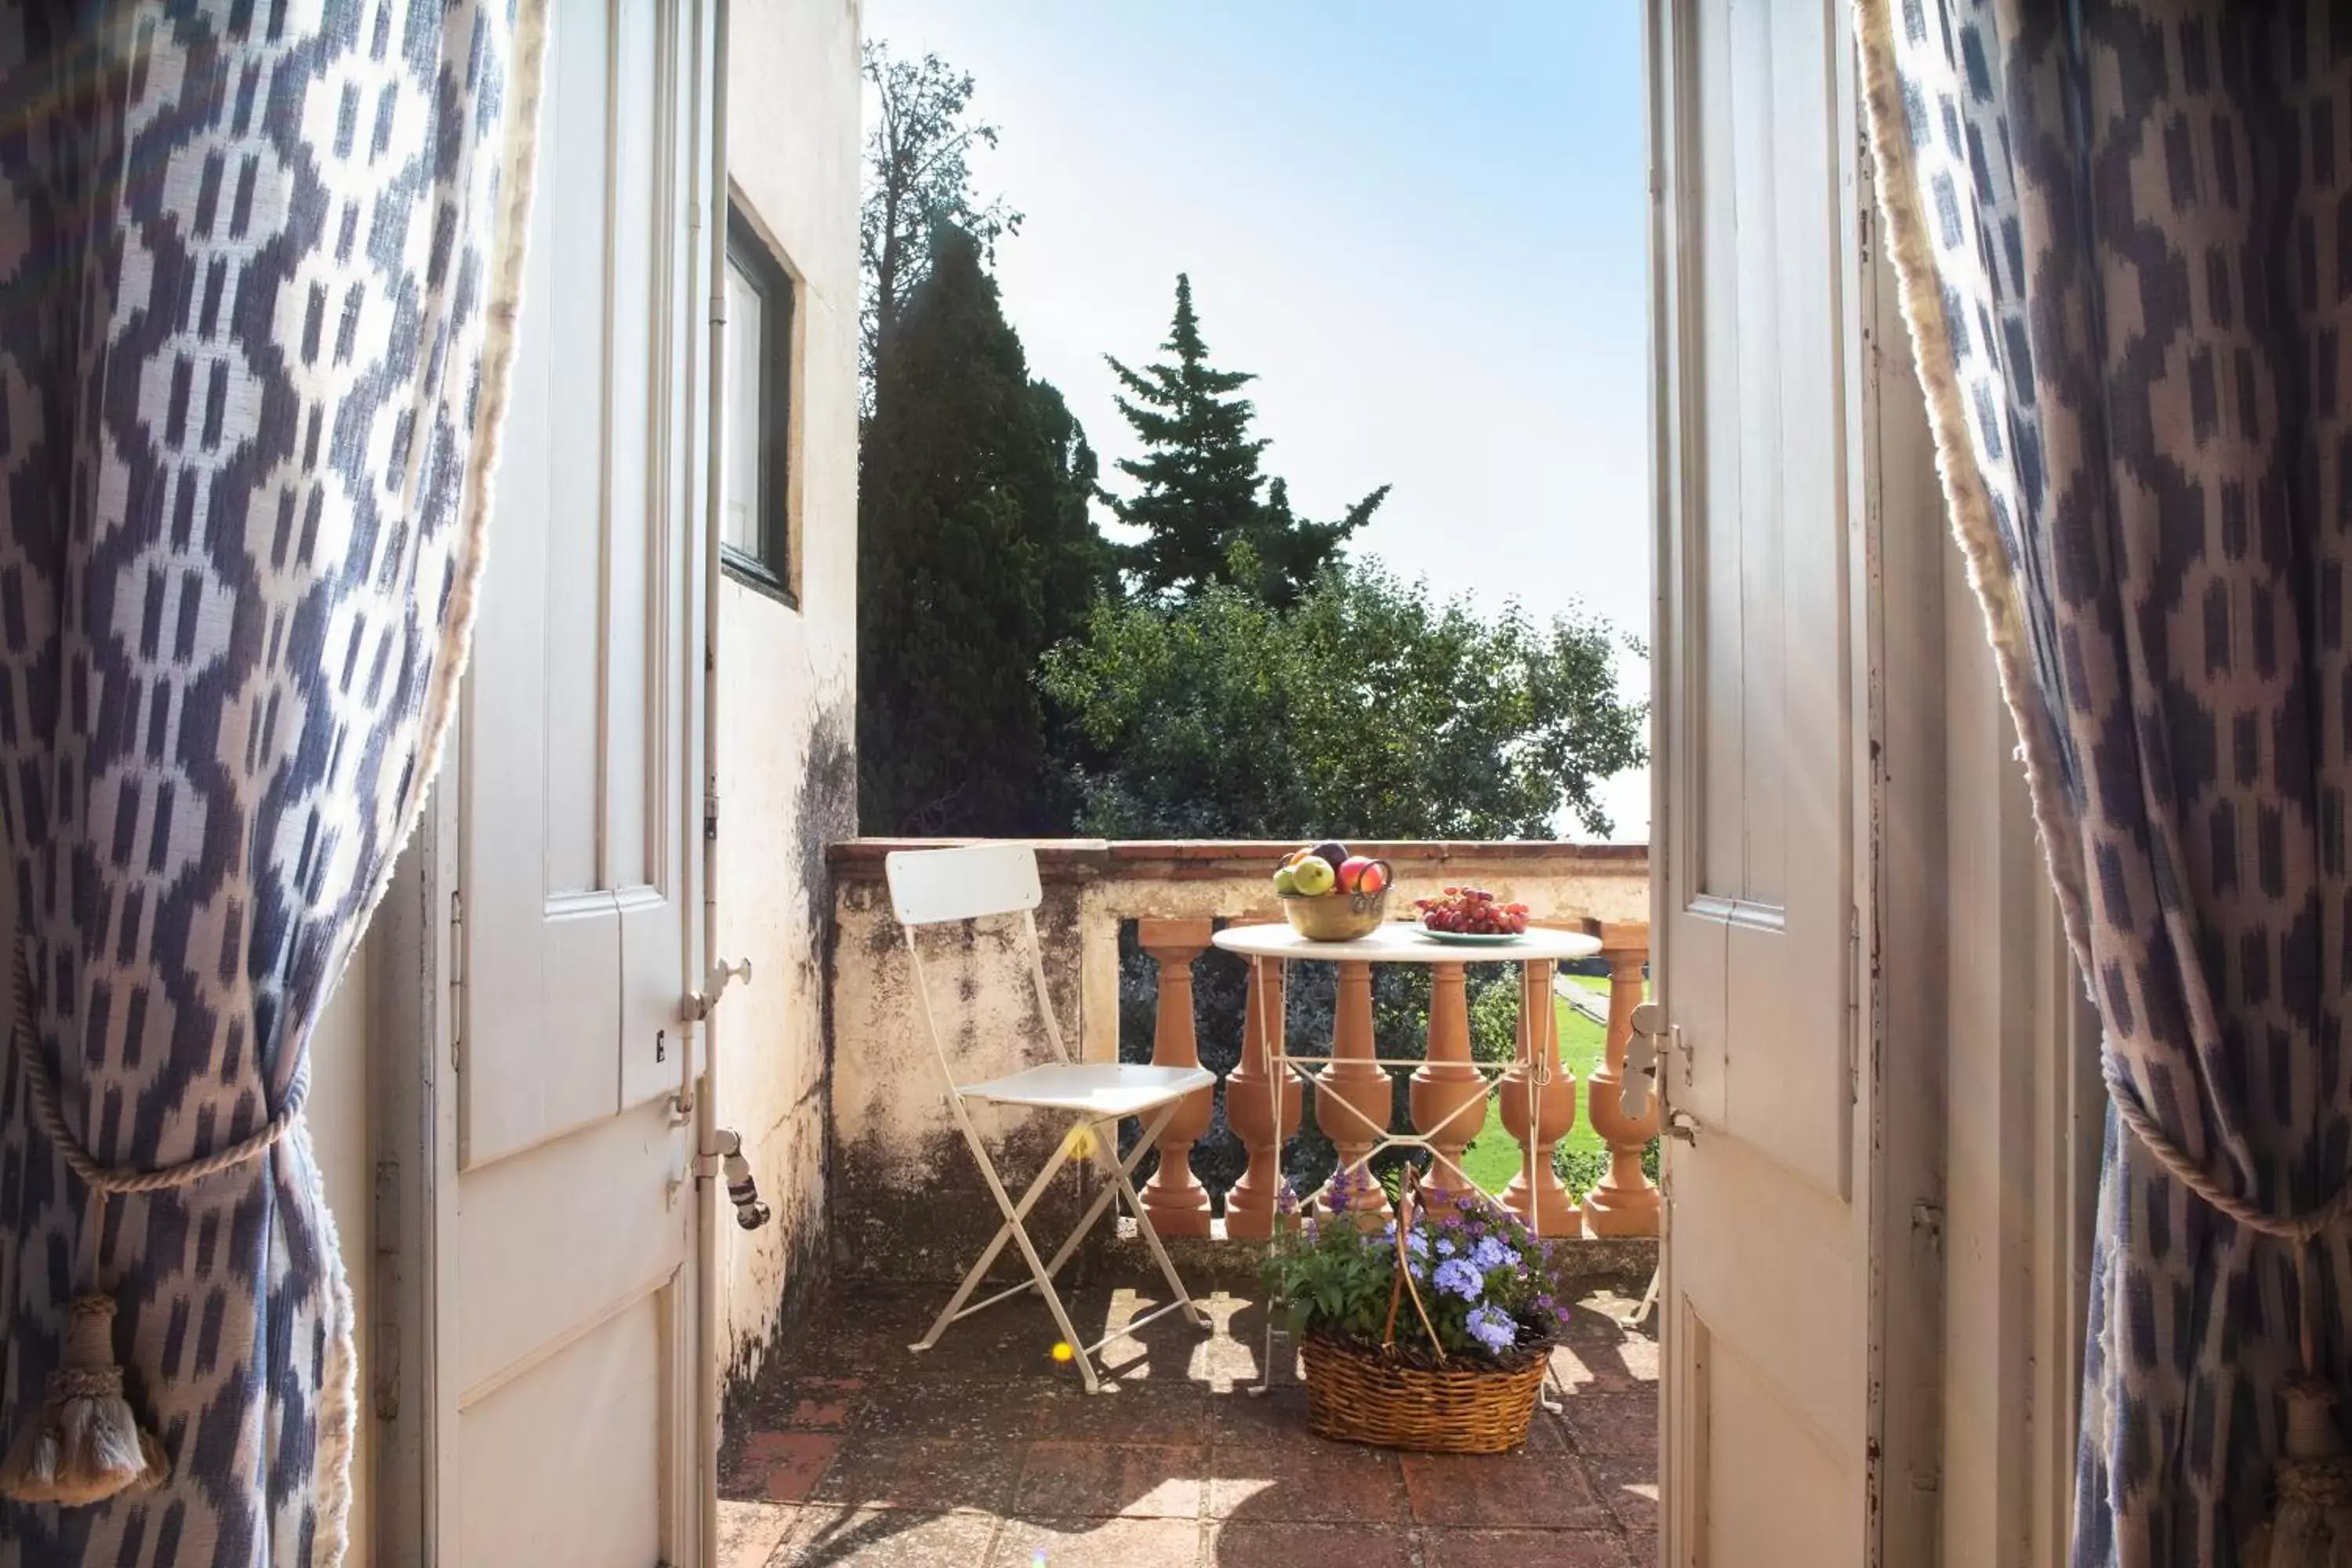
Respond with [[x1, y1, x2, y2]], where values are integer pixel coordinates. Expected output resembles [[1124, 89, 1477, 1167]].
[[1300, 1333, 1551, 1454], [1293, 1165, 1552, 1454]]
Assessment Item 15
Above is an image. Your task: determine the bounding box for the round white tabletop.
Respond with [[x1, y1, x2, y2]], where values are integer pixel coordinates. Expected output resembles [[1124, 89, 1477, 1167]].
[[1210, 921, 1600, 964]]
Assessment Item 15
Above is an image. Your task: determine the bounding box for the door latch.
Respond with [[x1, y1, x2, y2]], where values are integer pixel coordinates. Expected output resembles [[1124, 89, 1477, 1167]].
[[1621, 1000, 1668, 1120], [1666, 1110, 1702, 1145], [684, 957, 753, 1022], [697, 1128, 771, 1230]]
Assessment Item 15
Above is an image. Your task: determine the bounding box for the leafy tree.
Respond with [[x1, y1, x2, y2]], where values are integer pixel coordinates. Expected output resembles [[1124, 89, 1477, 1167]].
[[1040, 557, 1646, 840], [1102, 276, 1388, 607], [860, 43, 1021, 410], [858, 227, 1109, 835]]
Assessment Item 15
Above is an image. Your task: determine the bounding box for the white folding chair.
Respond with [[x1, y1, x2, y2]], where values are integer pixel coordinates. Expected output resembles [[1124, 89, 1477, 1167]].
[[884, 844, 1214, 1392]]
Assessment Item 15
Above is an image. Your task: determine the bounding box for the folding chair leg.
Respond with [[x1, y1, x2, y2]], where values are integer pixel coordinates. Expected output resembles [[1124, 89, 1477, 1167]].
[[913, 1130, 1077, 1356]]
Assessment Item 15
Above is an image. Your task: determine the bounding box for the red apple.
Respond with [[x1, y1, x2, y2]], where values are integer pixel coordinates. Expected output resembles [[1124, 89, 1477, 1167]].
[[1337, 856, 1376, 893]]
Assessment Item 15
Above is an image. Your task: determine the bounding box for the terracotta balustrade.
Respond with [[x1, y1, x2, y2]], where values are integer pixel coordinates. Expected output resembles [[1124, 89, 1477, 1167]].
[[1221, 915, 1300, 1240], [1136, 917, 1215, 1236], [1315, 959, 1392, 1217], [1500, 957, 1581, 1236], [1410, 961, 1485, 1197], [1581, 922, 1661, 1237]]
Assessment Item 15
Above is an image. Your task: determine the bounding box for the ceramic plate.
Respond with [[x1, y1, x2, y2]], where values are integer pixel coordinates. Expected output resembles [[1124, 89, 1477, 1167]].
[[1413, 926, 1526, 946]]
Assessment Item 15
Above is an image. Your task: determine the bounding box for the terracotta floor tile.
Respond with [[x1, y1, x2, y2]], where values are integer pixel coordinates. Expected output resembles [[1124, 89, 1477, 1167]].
[[744, 1432, 843, 1505], [989, 1514, 1205, 1567], [811, 1437, 1023, 1513], [1420, 1529, 1633, 1567], [855, 1379, 1051, 1445], [1034, 1383, 1211, 1445], [717, 1499, 799, 1568], [1014, 1441, 1208, 1519], [1203, 1520, 1417, 1568], [1588, 1453, 1658, 1535], [1207, 1387, 1311, 1450], [1559, 1390, 1658, 1461], [782, 1377, 868, 1431], [1399, 1452, 1606, 1530], [779, 1504, 1002, 1566], [1207, 1440, 1409, 1525], [726, 1284, 1657, 1566]]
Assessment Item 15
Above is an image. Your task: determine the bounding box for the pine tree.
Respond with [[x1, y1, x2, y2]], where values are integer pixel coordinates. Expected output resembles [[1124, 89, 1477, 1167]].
[[1102, 275, 1388, 607], [858, 227, 1109, 835]]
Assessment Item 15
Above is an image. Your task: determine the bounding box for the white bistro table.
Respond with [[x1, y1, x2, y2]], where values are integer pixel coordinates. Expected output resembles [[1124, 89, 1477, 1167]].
[[1208, 920, 1602, 1228], [1210, 920, 1603, 1396]]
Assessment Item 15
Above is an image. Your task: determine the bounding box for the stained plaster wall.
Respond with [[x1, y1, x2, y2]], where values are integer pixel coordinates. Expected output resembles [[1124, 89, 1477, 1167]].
[[716, 0, 862, 1388]]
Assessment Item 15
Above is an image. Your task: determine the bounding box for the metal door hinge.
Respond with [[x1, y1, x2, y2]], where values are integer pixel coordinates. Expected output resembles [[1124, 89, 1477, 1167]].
[[704, 789, 720, 840], [448, 889, 465, 1075], [1666, 1109, 1702, 1145]]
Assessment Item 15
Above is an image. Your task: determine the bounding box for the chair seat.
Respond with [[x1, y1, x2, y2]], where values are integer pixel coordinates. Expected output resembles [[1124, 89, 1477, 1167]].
[[957, 1062, 1214, 1118]]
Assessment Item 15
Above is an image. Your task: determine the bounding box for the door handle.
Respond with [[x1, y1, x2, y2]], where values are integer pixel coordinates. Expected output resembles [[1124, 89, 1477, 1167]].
[[1621, 1000, 1668, 1121], [683, 957, 753, 1022]]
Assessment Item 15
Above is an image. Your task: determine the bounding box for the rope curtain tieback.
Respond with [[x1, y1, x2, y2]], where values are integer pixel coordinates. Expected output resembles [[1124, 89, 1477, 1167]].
[[2107, 1068, 2352, 1568], [2105, 1068, 2352, 1250], [0, 938, 303, 1508]]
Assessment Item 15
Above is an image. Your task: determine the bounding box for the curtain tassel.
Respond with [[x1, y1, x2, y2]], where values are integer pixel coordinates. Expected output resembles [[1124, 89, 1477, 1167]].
[[2248, 1377, 2352, 1568], [0, 1295, 168, 1507]]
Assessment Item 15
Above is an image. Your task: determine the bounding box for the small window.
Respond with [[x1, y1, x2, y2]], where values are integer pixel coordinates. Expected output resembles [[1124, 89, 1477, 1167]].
[[722, 204, 795, 601]]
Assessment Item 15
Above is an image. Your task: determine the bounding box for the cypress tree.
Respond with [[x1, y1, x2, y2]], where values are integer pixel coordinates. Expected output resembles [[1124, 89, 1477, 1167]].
[[858, 227, 1108, 834]]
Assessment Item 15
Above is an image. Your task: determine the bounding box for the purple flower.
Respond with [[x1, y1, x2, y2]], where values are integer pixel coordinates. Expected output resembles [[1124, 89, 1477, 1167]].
[[1439, 1211, 1465, 1231], [1434, 1236, 1457, 1258], [1471, 1236, 1515, 1273], [1465, 1305, 1516, 1354], [1276, 1181, 1300, 1216], [1433, 1257, 1485, 1301]]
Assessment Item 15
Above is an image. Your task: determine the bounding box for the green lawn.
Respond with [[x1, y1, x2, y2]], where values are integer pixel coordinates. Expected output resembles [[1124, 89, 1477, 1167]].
[[1457, 995, 1611, 1194]]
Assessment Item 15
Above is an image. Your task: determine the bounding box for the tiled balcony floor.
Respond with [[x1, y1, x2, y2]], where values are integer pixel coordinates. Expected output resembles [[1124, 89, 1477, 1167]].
[[720, 1279, 1659, 1567]]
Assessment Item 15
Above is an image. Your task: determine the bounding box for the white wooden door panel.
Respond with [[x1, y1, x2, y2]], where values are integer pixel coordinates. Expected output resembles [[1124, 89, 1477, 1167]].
[[456, 1293, 671, 1568], [1653, 0, 1878, 1563], [441, 0, 713, 1563], [465, 0, 625, 1172], [454, 1094, 694, 1397]]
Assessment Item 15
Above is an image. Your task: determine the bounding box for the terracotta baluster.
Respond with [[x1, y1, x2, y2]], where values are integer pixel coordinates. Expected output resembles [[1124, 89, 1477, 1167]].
[[1500, 958, 1581, 1236], [1313, 959, 1389, 1216], [1409, 962, 1485, 1197], [1582, 924, 1661, 1237], [1221, 916, 1300, 1240], [1136, 918, 1214, 1236]]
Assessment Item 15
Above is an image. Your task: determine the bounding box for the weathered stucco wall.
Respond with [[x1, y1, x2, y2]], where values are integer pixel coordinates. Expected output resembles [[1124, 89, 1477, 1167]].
[[717, 0, 862, 1388], [826, 840, 1650, 1282]]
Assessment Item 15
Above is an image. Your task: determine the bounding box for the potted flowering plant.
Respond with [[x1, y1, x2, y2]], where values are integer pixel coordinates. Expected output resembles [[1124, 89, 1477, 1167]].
[[1263, 1165, 1569, 1454]]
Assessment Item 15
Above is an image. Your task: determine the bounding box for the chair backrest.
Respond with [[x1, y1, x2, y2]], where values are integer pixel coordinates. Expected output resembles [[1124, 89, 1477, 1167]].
[[884, 844, 1069, 1083], [884, 844, 1044, 925]]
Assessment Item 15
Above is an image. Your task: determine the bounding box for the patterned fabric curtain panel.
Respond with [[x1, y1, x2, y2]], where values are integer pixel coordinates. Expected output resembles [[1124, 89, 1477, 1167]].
[[1860, 2, 2352, 1564], [0, 3, 542, 1564]]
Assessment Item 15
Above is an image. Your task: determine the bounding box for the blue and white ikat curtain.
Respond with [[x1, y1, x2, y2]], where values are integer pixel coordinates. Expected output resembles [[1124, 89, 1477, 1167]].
[[1862, 1, 2352, 1563], [0, 2, 541, 1562]]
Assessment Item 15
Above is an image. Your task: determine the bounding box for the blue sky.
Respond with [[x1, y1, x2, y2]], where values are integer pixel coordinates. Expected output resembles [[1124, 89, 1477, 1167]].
[[862, 1, 1655, 840]]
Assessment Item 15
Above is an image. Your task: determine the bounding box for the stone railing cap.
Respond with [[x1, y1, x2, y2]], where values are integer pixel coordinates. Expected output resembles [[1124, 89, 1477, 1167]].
[[829, 837, 1650, 882]]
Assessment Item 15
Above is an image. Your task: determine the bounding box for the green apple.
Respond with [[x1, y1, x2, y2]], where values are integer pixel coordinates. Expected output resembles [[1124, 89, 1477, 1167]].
[[1290, 856, 1337, 897], [1272, 865, 1299, 896]]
